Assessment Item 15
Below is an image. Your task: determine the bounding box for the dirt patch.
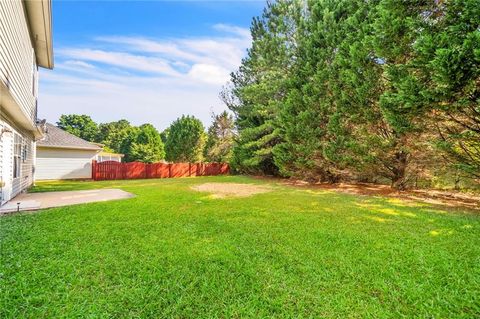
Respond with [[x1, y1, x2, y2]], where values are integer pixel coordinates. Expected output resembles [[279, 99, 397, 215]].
[[192, 183, 272, 198]]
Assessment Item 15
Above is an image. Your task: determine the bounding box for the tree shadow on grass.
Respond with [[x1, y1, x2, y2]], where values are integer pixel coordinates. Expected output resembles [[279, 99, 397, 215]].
[[274, 178, 480, 214]]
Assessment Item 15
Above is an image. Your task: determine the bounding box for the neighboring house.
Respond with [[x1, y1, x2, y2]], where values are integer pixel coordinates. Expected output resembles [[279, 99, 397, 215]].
[[96, 151, 124, 163], [89, 142, 124, 162], [36, 123, 103, 180], [0, 0, 53, 205]]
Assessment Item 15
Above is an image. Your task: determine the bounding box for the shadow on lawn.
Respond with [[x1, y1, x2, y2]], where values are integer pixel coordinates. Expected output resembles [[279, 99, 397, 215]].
[[270, 177, 480, 214]]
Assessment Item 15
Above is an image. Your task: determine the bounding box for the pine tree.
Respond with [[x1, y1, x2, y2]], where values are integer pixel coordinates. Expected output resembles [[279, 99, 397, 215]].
[[274, 0, 380, 182], [220, 0, 479, 189], [412, 0, 480, 179], [224, 0, 302, 175]]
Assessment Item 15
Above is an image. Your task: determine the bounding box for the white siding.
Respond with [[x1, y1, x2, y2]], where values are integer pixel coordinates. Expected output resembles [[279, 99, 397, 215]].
[[0, 121, 13, 204], [13, 132, 34, 197], [36, 148, 98, 180], [0, 118, 35, 204], [0, 0, 37, 124], [97, 155, 122, 162]]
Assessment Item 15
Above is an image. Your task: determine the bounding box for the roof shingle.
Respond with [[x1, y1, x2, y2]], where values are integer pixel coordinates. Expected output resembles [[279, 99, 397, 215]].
[[37, 123, 102, 150]]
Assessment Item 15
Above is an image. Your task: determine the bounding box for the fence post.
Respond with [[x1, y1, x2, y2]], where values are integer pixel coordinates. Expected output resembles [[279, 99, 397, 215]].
[[92, 160, 97, 180], [168, 163, 172, 178]]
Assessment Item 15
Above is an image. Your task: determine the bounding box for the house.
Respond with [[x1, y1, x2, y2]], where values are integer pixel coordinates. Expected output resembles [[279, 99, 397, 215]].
[[89, 142, 124, 162], [36, 123, 103, 180], [96, 151, 124, 163], [0, 0, 53, 205]]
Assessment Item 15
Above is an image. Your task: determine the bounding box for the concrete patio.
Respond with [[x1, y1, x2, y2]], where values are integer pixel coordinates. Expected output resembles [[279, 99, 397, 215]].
[[0, 189, 134, 214]]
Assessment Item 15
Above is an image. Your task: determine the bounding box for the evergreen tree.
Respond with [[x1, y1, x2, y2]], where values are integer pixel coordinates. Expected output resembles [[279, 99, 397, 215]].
[[222, 0, 479, 188], [224, 0, 302, 175], [274, 0, 368, 182], [409, 0, 480, 179]]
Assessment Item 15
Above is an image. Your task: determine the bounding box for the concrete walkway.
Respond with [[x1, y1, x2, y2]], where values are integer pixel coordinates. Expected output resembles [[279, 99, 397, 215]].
[[0, 189, 134, 214]]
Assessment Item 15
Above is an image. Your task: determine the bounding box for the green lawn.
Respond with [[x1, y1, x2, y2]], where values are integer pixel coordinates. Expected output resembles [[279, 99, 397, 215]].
[[1, 176, 479, 318]]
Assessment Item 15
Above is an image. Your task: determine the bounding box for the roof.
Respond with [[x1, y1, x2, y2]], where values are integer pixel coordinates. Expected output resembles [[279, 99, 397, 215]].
[[24, 0, 54, 69], [37, 123, 102, 151]]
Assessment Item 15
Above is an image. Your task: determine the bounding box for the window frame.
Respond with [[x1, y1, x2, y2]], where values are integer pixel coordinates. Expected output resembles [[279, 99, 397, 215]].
[[12, 134, 23, 179]]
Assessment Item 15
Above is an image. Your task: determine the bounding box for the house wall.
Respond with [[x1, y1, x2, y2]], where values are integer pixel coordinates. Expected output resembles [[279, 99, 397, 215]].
[[0, 0, 38, 124], [0, 117, 35, 205], [97, 155, 122, 163], [36, 148, 99, 180], [0, 0, 38, 205]]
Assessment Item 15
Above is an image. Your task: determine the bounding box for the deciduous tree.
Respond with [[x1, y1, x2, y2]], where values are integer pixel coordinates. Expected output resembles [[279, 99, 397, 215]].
[[57, 114, 98, 142], [127, 124, 165, 163], [165, 115, 206, 162], [204, 111, 235, 162]]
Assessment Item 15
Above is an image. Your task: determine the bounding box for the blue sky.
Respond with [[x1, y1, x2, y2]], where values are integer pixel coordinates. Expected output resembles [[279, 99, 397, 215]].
[[39, 1, 265, 130]]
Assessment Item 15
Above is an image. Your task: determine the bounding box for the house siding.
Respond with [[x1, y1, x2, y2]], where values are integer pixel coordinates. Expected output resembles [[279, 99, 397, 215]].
[[13, 130, 34, 197], [0, 0, 37, 124], [0, 0, 53, 205], [36, 148, 99, 180], [0, 117, 35, 204]]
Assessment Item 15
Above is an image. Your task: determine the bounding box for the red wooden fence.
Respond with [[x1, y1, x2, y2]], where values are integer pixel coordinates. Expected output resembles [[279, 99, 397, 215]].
[[92, 161, 229, 181]]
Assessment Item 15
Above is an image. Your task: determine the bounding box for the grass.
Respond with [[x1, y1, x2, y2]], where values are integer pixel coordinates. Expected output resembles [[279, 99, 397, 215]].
[[1, 175, 479, 318]]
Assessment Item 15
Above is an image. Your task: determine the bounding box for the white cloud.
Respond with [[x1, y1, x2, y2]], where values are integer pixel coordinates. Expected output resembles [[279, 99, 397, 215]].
[[187, 63, 231, 85], [39, 24, 251, 130], [95, 36, 202, 63], [58, 48, 181, 76], [213, 23, 251, 38], [62, 60, 96, 69], [39, 71, 226, 130], [95, 25, 250, 71]]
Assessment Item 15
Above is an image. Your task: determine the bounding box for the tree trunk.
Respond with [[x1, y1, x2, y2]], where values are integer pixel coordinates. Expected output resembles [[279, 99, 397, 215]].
[[391, 151, 408, 190], [454, 169, 460, 190]]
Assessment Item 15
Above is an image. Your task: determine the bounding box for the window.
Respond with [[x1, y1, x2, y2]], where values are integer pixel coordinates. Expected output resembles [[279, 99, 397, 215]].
[[13, 134, 22, 178], [22, 143, 28, 162]]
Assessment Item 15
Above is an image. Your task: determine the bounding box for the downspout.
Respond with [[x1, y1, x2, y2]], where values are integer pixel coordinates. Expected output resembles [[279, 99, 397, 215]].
[[32, 140, 37, 186], [32, 119, 46, 186]]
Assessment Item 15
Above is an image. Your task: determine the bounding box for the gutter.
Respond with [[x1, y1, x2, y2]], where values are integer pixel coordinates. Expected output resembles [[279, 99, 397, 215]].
[[37, 145, 103, 152]]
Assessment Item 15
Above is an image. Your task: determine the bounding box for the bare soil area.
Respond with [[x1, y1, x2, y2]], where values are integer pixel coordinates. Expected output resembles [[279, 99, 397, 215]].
[[191, 183, 272, 198]]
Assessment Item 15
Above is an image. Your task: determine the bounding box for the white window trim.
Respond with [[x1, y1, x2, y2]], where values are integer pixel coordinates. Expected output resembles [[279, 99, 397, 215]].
[[13, 133, 23, 179]]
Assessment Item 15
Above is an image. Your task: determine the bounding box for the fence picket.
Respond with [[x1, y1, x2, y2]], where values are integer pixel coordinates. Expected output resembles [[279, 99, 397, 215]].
[[92, 161, 229, 181]]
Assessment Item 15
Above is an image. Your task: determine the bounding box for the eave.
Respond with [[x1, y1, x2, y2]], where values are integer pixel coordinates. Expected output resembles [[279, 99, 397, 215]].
[[24, 0, 54, 69], [37, 145, 103, 152]]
